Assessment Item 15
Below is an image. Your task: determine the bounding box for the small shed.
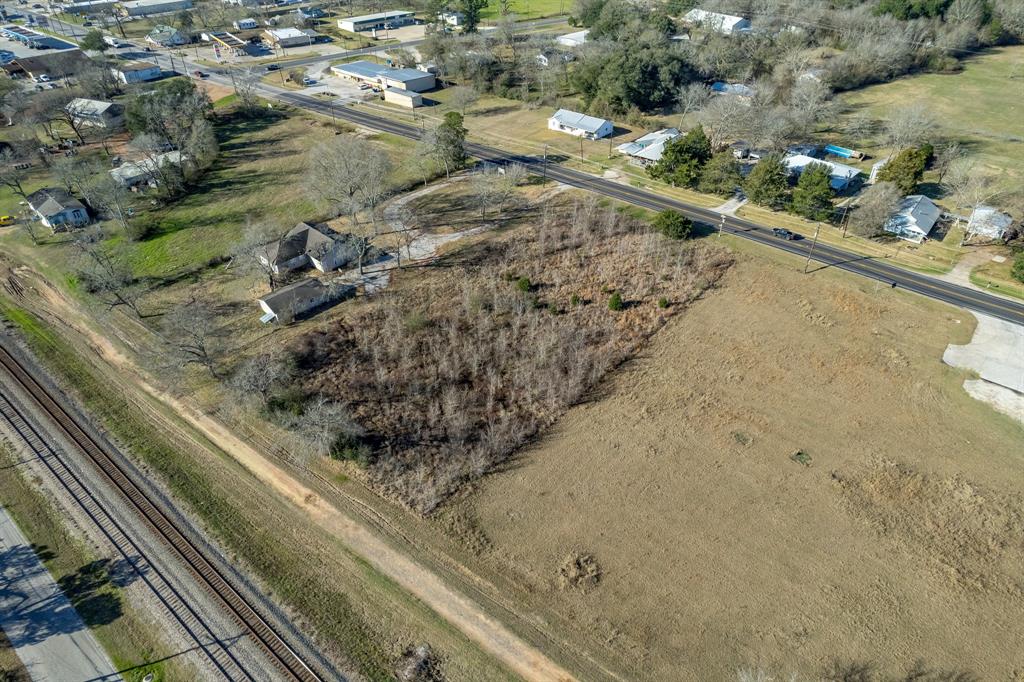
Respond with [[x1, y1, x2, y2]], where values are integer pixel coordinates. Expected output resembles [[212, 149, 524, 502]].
[[883, 195, 940, 243], [257, 278, 352, 323], [383, 87, 422, 108], [555, 29, 589, 47]]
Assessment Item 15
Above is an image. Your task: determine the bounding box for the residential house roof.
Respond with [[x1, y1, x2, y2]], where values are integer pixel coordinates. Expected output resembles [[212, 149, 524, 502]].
[[7, 49, 90, 77], [67, 98, 122, 117], [110, 151, 182, 185], [967, 206, 1013, 239], [783, 154, 860, 187], [147, 24, 182, 43], [258, 277, 336, 319], [117, 60, 159, 72], [616, 128, 680, 162], [26, 187, 87, 216], [885, 195, 940, 239], [711, 81, 754, 97], [550, 109, 610, 134], [555, 29, 589, 46], [684, 8, 749, 31], [265, 222, 344, 265]]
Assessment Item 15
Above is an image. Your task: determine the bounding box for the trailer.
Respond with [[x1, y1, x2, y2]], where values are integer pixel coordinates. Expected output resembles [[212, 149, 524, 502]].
[[824, 143, 864, 160]]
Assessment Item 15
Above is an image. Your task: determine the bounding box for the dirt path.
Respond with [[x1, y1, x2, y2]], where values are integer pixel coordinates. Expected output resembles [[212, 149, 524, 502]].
[[4, 264, 577, 682]]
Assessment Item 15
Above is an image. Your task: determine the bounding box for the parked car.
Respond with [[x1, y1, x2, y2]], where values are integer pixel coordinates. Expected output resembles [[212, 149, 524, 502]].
[[771, 228, 797, 240], [266, 63, 280, 71], [301, 76, 315, 85], [358, 82, 370, 90], [36, 73, 50, 82]]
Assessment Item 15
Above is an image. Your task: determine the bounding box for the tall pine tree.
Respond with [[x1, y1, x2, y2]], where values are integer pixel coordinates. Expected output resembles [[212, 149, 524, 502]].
[[744, 154, 791, 210], [791, 162, 834, 221], [649, 125, 712, 188]]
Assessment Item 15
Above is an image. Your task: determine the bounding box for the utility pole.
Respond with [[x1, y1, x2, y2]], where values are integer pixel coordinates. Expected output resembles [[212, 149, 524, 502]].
[[718, 213, 726, 236], [579, 136, 584, 164], [803, 222, 822, 274], [542, 143, 549, 180]]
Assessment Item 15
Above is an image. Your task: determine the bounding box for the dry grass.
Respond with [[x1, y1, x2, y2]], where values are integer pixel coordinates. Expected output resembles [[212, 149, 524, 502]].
[[295, 193, 732, 511]]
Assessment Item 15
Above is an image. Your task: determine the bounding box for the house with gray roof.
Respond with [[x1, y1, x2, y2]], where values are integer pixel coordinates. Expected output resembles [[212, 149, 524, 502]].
[[883, 194, 940, 243], [783, 154, 861, 191], [66, 98, 124, 129], [146, 24, 187, 47], [616, 128, 680, 166], [257, 278, 353, 323], [26, 188, 89, 231], [965, 206, 1013, 242], [258, 222, 361, 275], [548, 109, 613, 140]]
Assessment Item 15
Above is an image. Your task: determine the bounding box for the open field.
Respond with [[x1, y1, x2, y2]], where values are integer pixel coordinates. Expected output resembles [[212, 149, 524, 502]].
[[841, 46, 1024, 179], [480, 0, 569, 20], [452, 251, 1024, 680]]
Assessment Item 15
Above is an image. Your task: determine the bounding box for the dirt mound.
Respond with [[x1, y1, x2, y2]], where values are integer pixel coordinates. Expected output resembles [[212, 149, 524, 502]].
[[835, 459, 1024, 594], [558, 552, 601, 593]]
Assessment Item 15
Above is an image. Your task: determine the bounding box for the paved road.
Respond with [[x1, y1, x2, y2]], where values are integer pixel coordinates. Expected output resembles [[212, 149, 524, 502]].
[[0, 504, 122, 682]]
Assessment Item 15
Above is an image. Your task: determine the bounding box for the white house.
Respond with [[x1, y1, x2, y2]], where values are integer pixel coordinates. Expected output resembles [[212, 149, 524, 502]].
[[966, 206, 1014, 241], [110, 151, 183, 188], [146, 24, 187, 47], [555, 29, 589, 47], [683, 8, 751, 34], [548, 109, 613, 140], [439, 11, 464, 26], [263, 28, 317, 48], [783, 154, 860, 191], [111, 60, 161, 83], [883, 195, 941, 243], [258, 222, 359, 275], [26, 188, 89, 231], [233, 18, 258, 30], [66, 98, 124, 129], [615, 128, 680, 166]]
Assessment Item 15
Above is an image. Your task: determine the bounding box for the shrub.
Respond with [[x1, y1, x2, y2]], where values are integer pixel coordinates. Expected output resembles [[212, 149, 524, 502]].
[[1011, 252, 1024, 284], [608, 292, 624, 311], [653, 210, 692, 240], [570, 293, 581, 306], [516, 276, 532, 293], [657, 297, 669, 309]]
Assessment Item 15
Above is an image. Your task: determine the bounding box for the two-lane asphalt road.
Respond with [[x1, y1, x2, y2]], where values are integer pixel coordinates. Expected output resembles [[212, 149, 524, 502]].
[[268, 90, 1024, 326]]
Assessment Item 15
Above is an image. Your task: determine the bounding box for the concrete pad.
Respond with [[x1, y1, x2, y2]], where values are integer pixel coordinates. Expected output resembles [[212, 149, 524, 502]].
[[963, 379, 1024, 424], [943, 313, 1024, 394], [0, 506, 121, 682]]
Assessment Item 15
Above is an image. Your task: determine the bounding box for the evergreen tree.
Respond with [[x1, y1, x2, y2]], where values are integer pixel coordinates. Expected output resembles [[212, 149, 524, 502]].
[[652, 210, 692, 239], [877, 146, 929, 194], [80, 29, 108, 52], [649, 126, 712, 188], [459, 0, 489, 32], [744, 154, 791, 210], [698, 152, 743, 196], [790, 162, 835, 221]]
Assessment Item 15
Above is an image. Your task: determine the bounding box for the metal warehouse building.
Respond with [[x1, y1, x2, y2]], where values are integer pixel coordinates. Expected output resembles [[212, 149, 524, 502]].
[[330, 59, 435, 92], [337, 10, 414, 33]]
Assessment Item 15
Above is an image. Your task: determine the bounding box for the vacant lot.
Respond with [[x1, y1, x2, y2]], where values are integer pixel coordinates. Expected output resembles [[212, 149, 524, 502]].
[[842, 45, 1024, 179], [461, 254, 1024, 680]]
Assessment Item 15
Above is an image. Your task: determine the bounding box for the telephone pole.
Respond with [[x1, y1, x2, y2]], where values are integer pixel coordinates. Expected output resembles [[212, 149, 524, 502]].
[[803, 222, 822, 274]]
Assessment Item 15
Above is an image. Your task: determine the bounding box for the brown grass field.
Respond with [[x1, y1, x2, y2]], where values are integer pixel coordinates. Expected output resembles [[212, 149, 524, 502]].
[[452, 253, 1024, 680]]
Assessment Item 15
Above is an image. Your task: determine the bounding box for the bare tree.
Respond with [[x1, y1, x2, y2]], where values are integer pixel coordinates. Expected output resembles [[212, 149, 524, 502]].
[[675, 82, 711, 129], [73, 231, 144, 316], [850, 181, 902, 237], [230, 221, 283, 291], [933, 141, 966, 185], [386, 47, 418, 68], [229, 351, 291, 407], [288, 395, 363, 462], [471, 166, 502, 218], [164, 295, 220, 377], [230, 68, 262, 115], [448, 85, 480, 116], [885, 103, 936, 152], [0, 150, 30, 200], [306, 136, 394, 233]]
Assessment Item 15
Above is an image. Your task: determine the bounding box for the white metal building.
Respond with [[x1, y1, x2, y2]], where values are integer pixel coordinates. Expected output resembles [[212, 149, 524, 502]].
[[110, 60, 161, 83], [120, 0, 193, 16], [783, 154, 860, 191], [683, 8, 751, 34], [555, 29, 589, 47], [548, 109, 613, 140], [966, 206, 1014, 241], [383, 87, 422, 108], [263, 27, 316, 48], [330, 60, 435, 91], [337, 10, 415, 33], [616, 128, 680, 165], [883, 195, 941, 243]]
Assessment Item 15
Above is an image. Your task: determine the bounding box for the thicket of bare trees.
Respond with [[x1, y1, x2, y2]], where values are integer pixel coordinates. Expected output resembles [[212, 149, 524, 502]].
[[292, 197, 732, 512]]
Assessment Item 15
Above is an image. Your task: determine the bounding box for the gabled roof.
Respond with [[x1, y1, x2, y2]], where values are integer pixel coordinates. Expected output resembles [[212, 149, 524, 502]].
[[266, 222, 343, 264], [117, 60, 159, 72], [147, 24, 182, 41], [616, 128, 681, 162], [684, 8, 749, 29], [885, 194, 940, 237], [550, 109, 610, 134], [967, 206, 1013, 238], [26, 188, 86, 216], [784, 154, 860, 184], [109, 151, 182, 184], [258, 277, 327, 316], [67, 98, 122, 116], [10, 49, 90, 77]]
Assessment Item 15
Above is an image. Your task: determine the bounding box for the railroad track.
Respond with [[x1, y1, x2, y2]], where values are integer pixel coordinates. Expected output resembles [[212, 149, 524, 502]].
[[0, 342, 325, 682]]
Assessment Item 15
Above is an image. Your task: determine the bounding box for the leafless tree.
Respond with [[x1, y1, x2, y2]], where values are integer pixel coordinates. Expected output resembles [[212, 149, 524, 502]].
[[164, 295, 220, 377], [0, 150, 30, 200], [306, 135, 394, 232], [471, 166, 502, 218], [675, 82, 711, 129], [933, 141, 966, 185], [850, 181, 902, 237], [130, 133, 185, 197], [386, 47, 418, 68], [229, 351, 291, 406], [230, 221, 283, 291], [230, 68, 262, 115], [73, 230, 144, 316], [448, 85, 480, 116], [885, 103, 936, 152], [288, 395, 363, 462], [844, 112, 877, 145], [182, 118, 219, 181]]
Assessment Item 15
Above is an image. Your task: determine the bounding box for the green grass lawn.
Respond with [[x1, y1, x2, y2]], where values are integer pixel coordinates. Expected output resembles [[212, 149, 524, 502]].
[[480, 0, 570, 20], [971, 254, 1024, 300], [841, 46, 1024, 179]]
